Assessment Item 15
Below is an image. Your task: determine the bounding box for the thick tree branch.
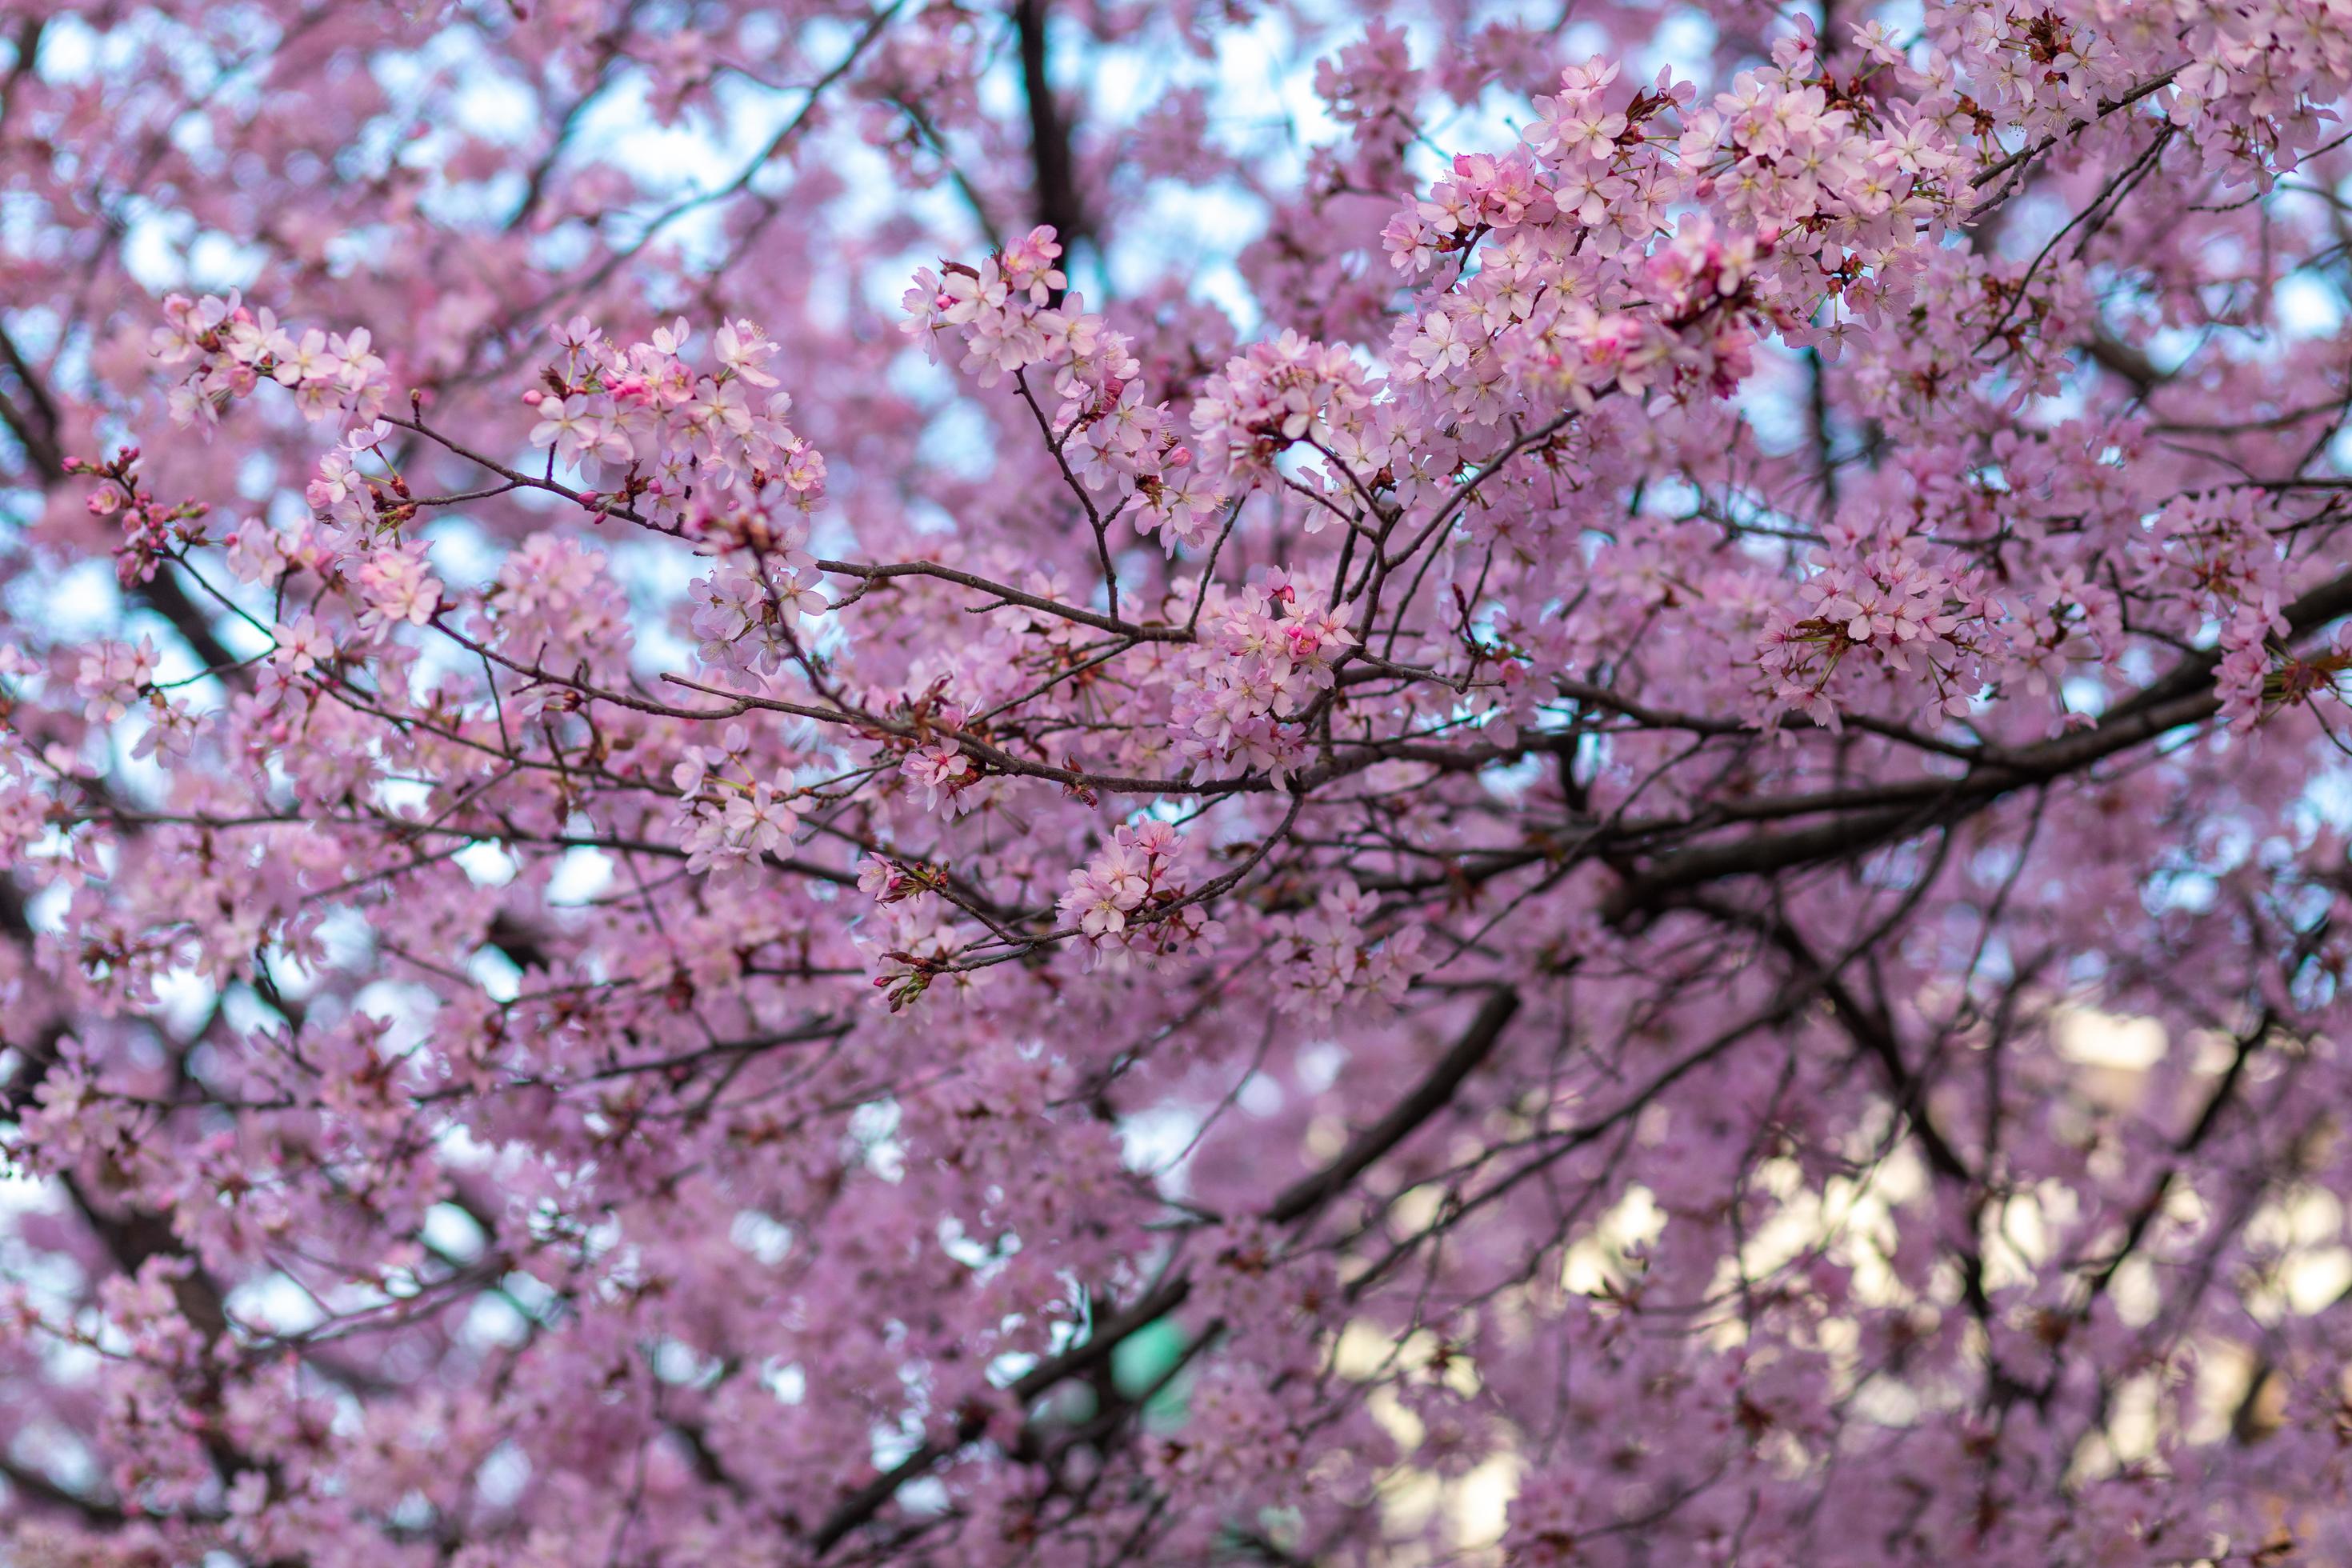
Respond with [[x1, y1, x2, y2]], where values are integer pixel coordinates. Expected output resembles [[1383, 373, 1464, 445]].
[[1014, 0, 1086, 251], [1268, 987, 1521, 1225]]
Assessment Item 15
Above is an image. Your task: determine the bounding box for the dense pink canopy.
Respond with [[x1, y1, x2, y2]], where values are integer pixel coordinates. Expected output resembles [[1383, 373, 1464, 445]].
[[4, 0, 2352, 1562]]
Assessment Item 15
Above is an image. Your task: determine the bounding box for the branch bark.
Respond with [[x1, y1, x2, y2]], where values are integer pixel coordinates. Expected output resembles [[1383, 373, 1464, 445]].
[[1268, 987, 1521, 1226], [1014, 0, 1086, 251]]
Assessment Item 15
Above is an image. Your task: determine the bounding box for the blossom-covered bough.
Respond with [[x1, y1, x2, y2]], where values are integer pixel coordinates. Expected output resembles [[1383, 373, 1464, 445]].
[[6, 0, 2352, 1562]]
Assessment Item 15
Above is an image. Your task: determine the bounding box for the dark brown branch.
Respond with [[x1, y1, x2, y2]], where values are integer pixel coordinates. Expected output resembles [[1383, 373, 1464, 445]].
[[137, 567, 246, 677], [1609, 563, 2352, 918], [0, 322, 244, 676], [2083, 330, 2163, 394], [1267, 988, 1521, 1226], [1014, 0, 1086, 251], [0, 1456, 129, 1526], [0, 327, 65, 481]]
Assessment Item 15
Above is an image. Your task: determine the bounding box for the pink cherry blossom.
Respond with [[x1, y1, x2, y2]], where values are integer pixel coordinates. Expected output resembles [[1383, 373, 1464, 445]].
[[10, 2, 2352, 1564]]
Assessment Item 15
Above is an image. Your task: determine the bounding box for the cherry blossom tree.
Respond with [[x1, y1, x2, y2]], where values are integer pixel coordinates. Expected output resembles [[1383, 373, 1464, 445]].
[[6, 0, 2352, 1561]]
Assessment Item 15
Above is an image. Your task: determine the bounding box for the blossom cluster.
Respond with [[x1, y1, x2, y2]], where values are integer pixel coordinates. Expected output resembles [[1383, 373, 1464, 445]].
[[1169, 574, 1355, 782], [523, 317, 829, 563], [153, 291, 390, 432], [1262, 878, 1427, 1020], [1758, 520, 2004, 726], [1055, 817, 1214, 966], [906, 227, 1230, 550], [673, 722, 805, 878]]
